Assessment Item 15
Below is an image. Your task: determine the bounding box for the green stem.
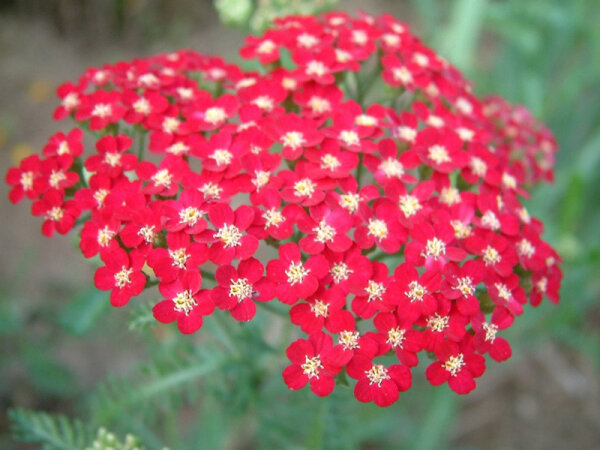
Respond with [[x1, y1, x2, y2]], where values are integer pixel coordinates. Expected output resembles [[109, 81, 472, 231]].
[[356, 154, 364, 187], [136, 128, 146, 160]]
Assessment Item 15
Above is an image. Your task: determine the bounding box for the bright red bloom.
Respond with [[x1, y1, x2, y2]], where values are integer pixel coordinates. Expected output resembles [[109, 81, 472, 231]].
[[486, 273, 527, 316], [268, 113, 323, 160], [94, 247, 146, 307], [349, 356, 412, 407], [153, 270, 214, 334], [351, 261, 395, 319], [373, 312, 422, 367], [290, 286, 352, 334], [363, 138, 419, 186], [322, 245, 372, 294], [282, 332, 351, 397], [472, 306, 513, 362], [136, 155, 188, 196], [354, 199, 407, 254], [425, 338, 486, 395], [163, 189, 208, 235], [38, 156, 80, 193], [297, 204, 353, 254], [147, 232, 208, 282], [85, 135, 137, 178], [392, 262, 441, 320], [266, 243, 329, 304], [200, 204, 258, 265], [79, 214, 121, 258], [415, 127, 469, 173], [74, 90, 126, 130], [53, 82, 83, 120], [465, 230, 518, 278], [31, 189, 80, 236], [440, 260, 485, 316], [404, 220, 467, 271], [43, 129, 83, 159], [5, 155, 42, 204], [212, 258, 275, 322]]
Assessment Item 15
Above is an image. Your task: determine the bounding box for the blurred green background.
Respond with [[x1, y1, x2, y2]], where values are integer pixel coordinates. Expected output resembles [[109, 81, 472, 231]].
[[0, 0, 599, 448]]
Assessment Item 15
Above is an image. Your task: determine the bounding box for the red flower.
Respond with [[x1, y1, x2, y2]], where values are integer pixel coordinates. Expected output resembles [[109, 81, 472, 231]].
[[266, 243, 329, 304], [392, 262, 441, 320], [43, 129, 83, 159], [351, 261, 395, 319], [153, 270, 215, 334], [85, 135, 137, 178], [373, 312, 422, 367], [425, 338, 486, 395], [31, 190, 80, 236], [74, 91, 125, 130], [5, 155, 42, 204], [384, 180, 434, 228], [297, 204, 353, 254], [414, 127, 468, 173], [248, 189, 301, 241], [200, 204, 258, 265], [94, 247, 146, 306], [322, 245, 372, 294], [79, 214, 121, 258], [74, 174, 114, 212], [282, 332, 351, 397], [350, 356, 412, 407], [240, 31, 284, 64], [303, 139, 359, 180], [163, 189, 208, 235], [53, 82, 83, 120], [290, 286, 352, 334], [486, 273, 527, 316], [465, 230, 518, 278], [440, 260, 484, 316], [363, 138, 419, 186], [136, 155, 188, 196], [39, 156, 80, 193], [122, 90, 169, 125], [293, 82, 343, 119], [420, 303, 469, 352], [119, 204, 163, 249], [354, 199, 407, 254], [147, 232, 208, 282], [268, 113, 323, 160], [472, 306, 513, 362], [404, 220, 466, 271], [212, 258, 275, 322]]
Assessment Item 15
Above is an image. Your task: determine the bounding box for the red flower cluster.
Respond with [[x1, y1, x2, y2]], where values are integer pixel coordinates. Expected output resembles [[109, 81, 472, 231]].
[[5, 11, 562, 407]]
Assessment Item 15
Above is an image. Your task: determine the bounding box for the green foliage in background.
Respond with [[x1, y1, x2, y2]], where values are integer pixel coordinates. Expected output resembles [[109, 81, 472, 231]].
[[214, 0, 340, 32], [4, 1, 600, 449]]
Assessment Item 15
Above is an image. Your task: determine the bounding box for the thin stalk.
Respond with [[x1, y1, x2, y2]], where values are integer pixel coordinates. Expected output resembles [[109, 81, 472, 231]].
[[136, 128, 146, 160]]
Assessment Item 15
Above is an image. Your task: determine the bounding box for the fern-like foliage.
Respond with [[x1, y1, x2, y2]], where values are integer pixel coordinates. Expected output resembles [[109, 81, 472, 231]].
[[90, 345, 229, 425], [127, 302, 157, 333], [8, 408, 91, 450]]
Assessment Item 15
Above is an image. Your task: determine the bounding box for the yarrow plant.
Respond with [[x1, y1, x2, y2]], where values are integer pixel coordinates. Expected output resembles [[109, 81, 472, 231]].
[[6, 11, 562, 407]]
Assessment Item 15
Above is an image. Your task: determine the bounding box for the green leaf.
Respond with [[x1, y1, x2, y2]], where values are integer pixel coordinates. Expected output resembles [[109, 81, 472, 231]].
[[9, 409, 90, 450], [438, 0, 488, 74], [23, 345, 75, 397], [90, 349, 228, 424], [413, 387, 458, 450], [127, 302, 156, 332], [58, 287, 109, 336]]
